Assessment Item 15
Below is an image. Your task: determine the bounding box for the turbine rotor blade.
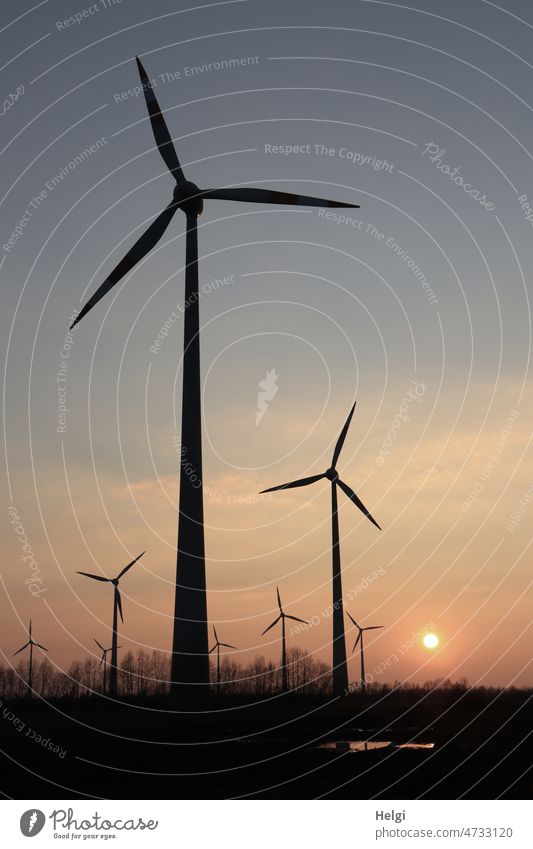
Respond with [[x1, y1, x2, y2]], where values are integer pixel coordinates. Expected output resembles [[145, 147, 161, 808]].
[[94, 639, 104, 651], [202, 187, 359, 208], [135, 57, 185, 182], [331, 402, 356, 468], [337, 479, 382, 530], [352, 631, 362, 653], [213, 625, 219, 642], [115, 587, 124, 623], [34, 643, 48, 651], [220, 643, 236, 649], [77, 571, 111, 582], [364, 626, 384, 631], [117, 551, 145, 579], [71, 201, 179, 329], [99, 656, 104, 669], [261, 616, 281, 636], [13, 642, 30, 656], [286, 615, 308, 624], [276, 586, 283, 613], [260, 472, 326, 494], [29, 620, 32, 637], [346, 611, 359, 629], [209, 645, 217, 654]]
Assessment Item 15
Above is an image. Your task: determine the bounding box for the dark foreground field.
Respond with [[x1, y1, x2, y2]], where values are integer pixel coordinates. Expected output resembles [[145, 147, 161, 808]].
[[1, 689, 531, 799]]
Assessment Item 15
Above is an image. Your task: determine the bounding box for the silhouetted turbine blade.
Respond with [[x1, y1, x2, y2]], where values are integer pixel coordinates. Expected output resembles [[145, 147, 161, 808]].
[[220, 643, 236, 649], [261, 616, 281, 636], [352, 631, 362, 652], [94, 639, 105, 651], [203, 187, 359, 208], [286, 615, 308, 624], [70, 201, 179, 329], [77, 571, 110, 582], [337, 479, 382, 530], [364, 626, 384, 631], [346, 611, 359, 629], [116, 587, 124, 623], [34, 642, 48, 651], [331, 402, 356, 468], [13, 642, 30, 656], [99, 656, 104, 669], [209, 645, 217, 654], [135, 57, 184, 182], [29, 620, 32, 637], [213, 625, 219, 643], [260, 472, 326, 493], [276, 586, 283, 613], [117, 551, 145, 579]]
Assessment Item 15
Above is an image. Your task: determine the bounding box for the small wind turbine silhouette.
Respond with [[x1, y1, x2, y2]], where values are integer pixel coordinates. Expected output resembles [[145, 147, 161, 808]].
[[94, 638, 121, 695], [70, 55, 358, 702], [13, 621, 47, 697], [347, 612, 384, 693], [77, 552, 144, 696], [209, 625, 236, 688], [261, 587, 308, 693], [261, 403, 381, 696]]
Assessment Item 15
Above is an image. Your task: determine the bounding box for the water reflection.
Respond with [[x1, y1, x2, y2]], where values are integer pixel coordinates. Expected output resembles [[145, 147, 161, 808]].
[[318, 740, 435, 752], [319, 740, 392, 752]]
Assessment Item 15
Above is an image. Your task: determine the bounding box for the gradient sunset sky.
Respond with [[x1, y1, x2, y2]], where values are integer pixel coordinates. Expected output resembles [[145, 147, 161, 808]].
[[1, 0, 532, 688]]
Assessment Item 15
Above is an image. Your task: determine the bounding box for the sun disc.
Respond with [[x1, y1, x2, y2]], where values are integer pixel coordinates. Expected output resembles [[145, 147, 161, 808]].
[[423, 633, 439, 649]]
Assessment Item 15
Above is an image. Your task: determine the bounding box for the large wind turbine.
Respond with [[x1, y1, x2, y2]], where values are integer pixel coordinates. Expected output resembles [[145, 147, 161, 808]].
[[70, 56, 359, 702], [94, 638, 121, 695], [209, 625, 236, 688], [347, 612, 384, 693], [77, 552, 144, 696], [261, 587, 308, 693], [13, 621, 47, 698], [261, 403, 381, 697]]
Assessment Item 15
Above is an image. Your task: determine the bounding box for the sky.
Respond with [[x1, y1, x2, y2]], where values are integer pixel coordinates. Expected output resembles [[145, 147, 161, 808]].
[[1, 0, 532, 688]]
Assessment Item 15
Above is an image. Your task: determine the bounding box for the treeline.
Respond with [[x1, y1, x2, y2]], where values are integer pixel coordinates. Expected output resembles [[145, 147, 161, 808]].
[[0, 647, 331, 700], [1, 650, 530, 702]]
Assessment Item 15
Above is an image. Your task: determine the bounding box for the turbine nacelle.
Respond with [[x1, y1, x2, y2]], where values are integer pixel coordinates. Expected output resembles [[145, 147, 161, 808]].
[[173, 180, 204, 216], [325, 467, 339, 482]]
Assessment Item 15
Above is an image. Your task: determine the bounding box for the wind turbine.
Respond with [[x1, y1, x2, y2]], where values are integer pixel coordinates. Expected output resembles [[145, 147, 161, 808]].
[[209, 625, 236, 688], [13, 621, 47, 698], [261, 403, 381, 697], [70, 55, 359, 703], [94, 638, 121, 695], [77, 552, 144, 696], [261, 587, 308, 693], [347, 612, 384, 693]]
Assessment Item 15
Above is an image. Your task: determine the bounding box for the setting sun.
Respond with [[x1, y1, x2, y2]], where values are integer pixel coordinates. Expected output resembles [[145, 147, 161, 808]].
[[423, 633, 440, 650]]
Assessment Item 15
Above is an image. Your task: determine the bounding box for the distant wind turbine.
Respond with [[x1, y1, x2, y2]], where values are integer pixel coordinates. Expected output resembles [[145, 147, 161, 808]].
[[261, 587, 308, 693], [13, 621, 47, 697], [94, 638, 121, 695], [209, 625, 236, 688], [347, 612, 384, 693], [261, 403, 381, 696], [70, 54, 359, 703], [77, 552, 144, 696]]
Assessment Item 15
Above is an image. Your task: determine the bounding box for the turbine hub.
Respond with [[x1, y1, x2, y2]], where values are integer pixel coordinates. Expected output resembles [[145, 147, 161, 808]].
[[112, 578, 119, 587], [326, 467, 339, 481], [173, 180, 204, 216]]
